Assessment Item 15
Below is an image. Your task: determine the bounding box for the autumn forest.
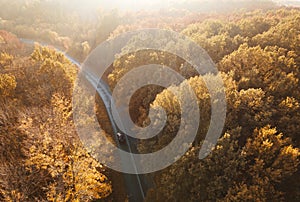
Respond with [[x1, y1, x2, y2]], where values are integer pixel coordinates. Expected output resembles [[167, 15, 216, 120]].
[[0, 0, 300, 201]]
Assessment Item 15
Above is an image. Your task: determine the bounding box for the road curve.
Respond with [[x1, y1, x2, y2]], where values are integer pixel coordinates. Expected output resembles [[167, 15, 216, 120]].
[[19, 38, 147, 202], [84, 70, 146, 202]]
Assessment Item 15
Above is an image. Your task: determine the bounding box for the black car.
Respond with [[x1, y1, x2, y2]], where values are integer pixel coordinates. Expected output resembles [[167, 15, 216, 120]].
[[117, 132, 126, 143]]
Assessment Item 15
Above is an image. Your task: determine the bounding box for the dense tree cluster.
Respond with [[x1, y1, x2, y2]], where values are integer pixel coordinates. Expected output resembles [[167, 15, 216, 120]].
[[0, 33, 112, 201], [1, 1, 300, 201], [103, 7, 300, 202], [133, 8, 300, 202]]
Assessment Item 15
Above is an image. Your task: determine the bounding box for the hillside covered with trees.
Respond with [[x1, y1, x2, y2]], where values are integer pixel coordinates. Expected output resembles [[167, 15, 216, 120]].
[[0, 0, 300, 201]]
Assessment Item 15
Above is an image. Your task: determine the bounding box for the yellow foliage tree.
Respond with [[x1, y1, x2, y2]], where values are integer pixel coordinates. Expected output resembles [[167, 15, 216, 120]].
[[25, 94, 112, 201], [0, 73, 16, 97]]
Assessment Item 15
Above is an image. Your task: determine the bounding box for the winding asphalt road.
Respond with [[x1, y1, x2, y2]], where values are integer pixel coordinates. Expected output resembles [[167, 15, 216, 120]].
[[20, 38, 148, 201], [83, 70, 147, 202]]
